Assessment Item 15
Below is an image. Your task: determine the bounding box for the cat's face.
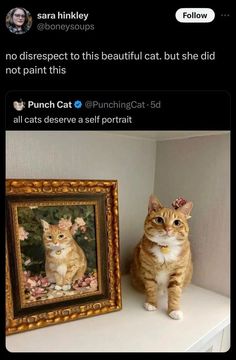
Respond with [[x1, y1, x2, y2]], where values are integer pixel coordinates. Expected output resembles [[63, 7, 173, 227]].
[[144, 196, 193, 247], [41, 220, 72, 250]]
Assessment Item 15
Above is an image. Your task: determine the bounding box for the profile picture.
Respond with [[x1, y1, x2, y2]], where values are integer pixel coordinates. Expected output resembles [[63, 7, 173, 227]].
[[6, 7, 32, 34], [13, 100, 25, 111]]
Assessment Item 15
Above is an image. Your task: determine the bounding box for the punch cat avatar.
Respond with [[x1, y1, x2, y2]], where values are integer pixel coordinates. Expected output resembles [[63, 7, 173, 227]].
[[130, 195, 193, 320], [41, 219, 87, 291]]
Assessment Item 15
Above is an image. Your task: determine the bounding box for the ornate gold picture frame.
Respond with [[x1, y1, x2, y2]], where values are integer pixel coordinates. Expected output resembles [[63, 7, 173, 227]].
[[6, 179, 121, 335]]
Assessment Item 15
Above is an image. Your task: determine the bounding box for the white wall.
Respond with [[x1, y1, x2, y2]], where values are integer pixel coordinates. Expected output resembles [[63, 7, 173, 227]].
[[6, 131, 157, 273], [154, 134, 230, 296]]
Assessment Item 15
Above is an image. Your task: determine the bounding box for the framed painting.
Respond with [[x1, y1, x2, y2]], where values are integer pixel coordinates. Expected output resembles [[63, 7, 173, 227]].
[[6, 179, 121, 334]]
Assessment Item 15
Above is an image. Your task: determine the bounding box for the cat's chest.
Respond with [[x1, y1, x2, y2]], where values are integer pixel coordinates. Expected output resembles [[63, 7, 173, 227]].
[[156, 270, 170, 287], [150, 243, 181, 264]]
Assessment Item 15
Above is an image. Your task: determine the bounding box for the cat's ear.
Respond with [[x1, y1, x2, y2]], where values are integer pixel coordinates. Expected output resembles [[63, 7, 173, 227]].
[[41, 219, 50, 231], [177, 202, 193, 219], [148, 195, 163, 214]]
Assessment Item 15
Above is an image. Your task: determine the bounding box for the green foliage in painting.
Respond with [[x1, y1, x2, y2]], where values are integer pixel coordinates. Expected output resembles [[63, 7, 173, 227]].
[[18, 205, 97, 275]]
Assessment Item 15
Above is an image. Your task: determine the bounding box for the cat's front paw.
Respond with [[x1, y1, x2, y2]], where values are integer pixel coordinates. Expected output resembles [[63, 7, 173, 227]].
[[168, 310, 183, 320], [144, 302, 157, 311], [55, 285, 62, 290], [62, 284, 71, 291]]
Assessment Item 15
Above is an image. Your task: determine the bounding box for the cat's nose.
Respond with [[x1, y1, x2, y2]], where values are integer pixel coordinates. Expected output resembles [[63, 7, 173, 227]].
[[165, 226, 172, 234]]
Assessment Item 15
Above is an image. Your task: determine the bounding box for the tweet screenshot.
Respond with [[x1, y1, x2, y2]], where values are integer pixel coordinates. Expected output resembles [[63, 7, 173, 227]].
[[4, 2, 231, 353]]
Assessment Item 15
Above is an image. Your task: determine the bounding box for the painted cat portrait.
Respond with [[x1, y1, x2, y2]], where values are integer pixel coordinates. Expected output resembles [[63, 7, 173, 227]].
[[130, 195, 193, 320], [41, 219, 87, 291]]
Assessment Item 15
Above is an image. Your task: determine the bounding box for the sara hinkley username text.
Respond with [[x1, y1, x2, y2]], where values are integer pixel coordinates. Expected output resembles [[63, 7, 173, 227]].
[[37, 22, 94, 32]]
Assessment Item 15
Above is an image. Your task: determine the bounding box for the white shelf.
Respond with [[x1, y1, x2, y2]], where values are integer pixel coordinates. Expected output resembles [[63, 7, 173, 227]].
[[6, 275, 230, 352]]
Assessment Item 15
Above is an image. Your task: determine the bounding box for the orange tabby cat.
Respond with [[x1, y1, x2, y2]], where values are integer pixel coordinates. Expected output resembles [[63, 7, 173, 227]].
[[41, 220, 87, 291], [130, 195, 193, 320]]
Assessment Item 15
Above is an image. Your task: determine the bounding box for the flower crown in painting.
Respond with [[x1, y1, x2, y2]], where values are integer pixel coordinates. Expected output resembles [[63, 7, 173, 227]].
[[58, 217, 87, 235]]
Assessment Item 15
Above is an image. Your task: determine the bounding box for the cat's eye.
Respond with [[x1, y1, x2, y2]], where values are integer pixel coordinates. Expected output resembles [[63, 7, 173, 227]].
[[47, 235, 52, 240], [154, 217, 164, 224], [174, 219, 181, 226], [58, 234, 64, 239]]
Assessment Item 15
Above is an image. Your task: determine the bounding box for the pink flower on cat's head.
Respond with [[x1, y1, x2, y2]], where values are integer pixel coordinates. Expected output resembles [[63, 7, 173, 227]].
[[58, 218, 72, 230], [172, 197, 187, 210], [18, 226, 29, 241]]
